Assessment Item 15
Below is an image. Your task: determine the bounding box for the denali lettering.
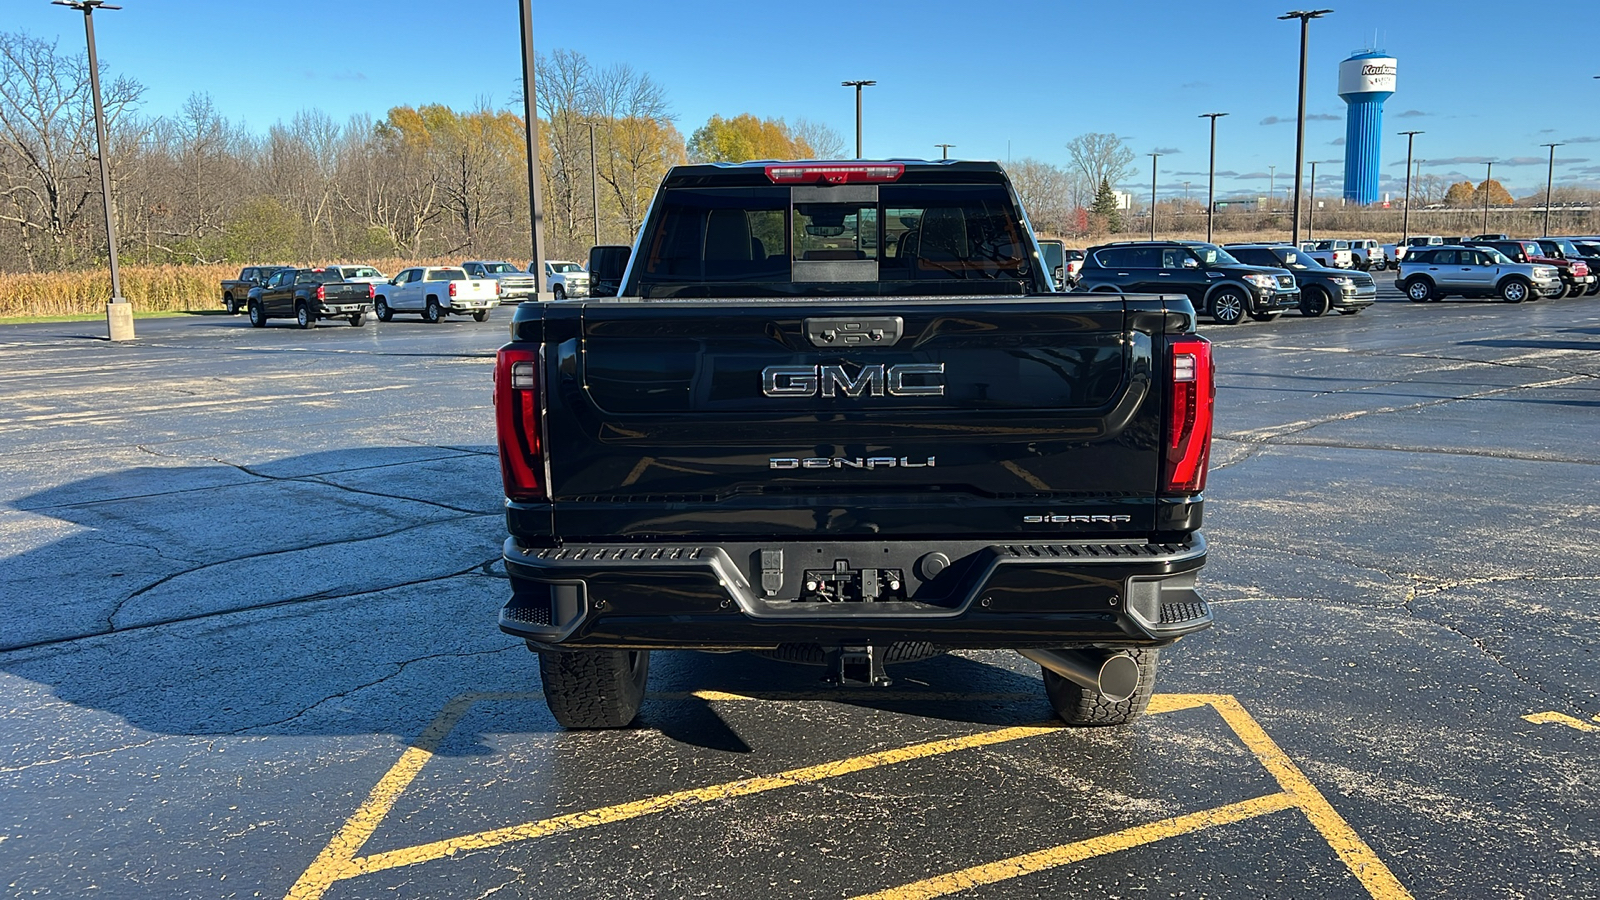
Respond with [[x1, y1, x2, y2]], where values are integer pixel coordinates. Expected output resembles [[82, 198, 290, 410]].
[[1023, 514, 1133, 524], [762, 363, 945, 398], [770, 456, 936, 469]]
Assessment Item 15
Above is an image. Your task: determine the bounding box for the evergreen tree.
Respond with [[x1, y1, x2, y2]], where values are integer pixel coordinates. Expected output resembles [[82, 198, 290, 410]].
[[1091, 178, 1123, 233]]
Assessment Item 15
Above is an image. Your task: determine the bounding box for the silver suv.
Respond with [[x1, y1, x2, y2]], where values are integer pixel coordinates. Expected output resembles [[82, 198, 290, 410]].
[[1396, 245, 1560, 304]]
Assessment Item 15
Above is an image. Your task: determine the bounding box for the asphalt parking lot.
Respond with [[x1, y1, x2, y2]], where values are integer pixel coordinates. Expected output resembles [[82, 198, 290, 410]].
[[2, 286, 1597, 899]]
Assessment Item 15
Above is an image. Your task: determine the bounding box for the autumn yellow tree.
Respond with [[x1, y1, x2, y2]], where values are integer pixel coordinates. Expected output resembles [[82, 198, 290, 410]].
[[1443, 181, 1476, 207], [1473, 179, 1514, 207], [688, 114, 820, 163]]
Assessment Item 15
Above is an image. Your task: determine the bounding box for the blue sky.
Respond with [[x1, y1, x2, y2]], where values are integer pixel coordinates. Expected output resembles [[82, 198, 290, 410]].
[[12, 0, 1600, 199]]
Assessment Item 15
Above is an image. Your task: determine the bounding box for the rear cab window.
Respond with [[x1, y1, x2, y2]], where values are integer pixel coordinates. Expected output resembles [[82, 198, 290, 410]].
[[627, 170, 1043, 298]]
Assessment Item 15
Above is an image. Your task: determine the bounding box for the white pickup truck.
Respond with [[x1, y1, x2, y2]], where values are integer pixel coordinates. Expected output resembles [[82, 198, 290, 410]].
[[373, 266, 501, 323]]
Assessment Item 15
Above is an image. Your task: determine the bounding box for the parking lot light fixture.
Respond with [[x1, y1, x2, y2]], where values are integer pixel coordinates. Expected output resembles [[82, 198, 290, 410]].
[[1482, 161, 1494, 234], [581, 121, 602, 247], [1200, 112, 1228, 242], [53, 0, 130, 341], [842, 80, 876, 158], [1540, 142, 1562, 237], [1281, 9, 1333, 245], [1148, 152, 1160, 240], [517, 0, 547, 294], [1308, 160, 1319, 242], [1399, 130, 1422, 245]]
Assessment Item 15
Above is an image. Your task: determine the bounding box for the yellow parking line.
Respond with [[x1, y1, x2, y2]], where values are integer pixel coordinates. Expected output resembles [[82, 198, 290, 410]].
[[850, 792, 1298, 900], [1522, 711, 1600, 733], [1203, 695, 1415, 900], [287, 714, 1061, 899], [285, 690, 1410, 900]]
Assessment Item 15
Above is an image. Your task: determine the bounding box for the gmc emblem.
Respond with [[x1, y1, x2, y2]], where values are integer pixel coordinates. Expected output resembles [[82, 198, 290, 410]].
[[762, 363, 945, 398]]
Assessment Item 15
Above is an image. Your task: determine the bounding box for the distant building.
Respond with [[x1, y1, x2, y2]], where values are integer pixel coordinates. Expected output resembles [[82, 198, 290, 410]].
[[1211, 197, 1267, 212]]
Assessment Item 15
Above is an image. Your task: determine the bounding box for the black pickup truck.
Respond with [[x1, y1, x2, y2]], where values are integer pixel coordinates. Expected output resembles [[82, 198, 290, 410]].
[[495, 161, 1216, 728], [248, 267, 375, 328]]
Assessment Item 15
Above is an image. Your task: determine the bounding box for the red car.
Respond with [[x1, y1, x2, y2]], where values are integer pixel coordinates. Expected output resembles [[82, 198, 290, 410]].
[[1465, 240, 1592, 298]]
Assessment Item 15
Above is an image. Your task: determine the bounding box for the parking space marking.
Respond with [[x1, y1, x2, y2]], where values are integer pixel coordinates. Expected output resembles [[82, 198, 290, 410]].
[[1523, 711, 1600, 733], [284, 691, 1406, 900], [851, 792, 1299, 900]]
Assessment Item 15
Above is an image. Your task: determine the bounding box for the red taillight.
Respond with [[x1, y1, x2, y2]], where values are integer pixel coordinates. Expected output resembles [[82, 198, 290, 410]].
[[495, 348, 545, 501], [315, 284, 325, 301], [367, 283, 375, 299], [765, 163, 904, 185], [449, 281, 458, 298], [1164, 337, 1215, 494], [495, 281, 504, 296]]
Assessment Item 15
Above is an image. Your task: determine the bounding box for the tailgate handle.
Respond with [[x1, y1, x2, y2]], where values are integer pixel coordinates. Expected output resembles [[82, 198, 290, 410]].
[[804, 316, 903, 348]]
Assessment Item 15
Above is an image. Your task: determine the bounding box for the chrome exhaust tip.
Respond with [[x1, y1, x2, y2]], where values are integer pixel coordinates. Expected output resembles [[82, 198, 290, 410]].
[[1019, 649, 1140, 703]]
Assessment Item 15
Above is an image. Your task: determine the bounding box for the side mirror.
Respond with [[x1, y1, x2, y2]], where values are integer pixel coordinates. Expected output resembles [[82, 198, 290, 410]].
[[587, 245, 631, 298]]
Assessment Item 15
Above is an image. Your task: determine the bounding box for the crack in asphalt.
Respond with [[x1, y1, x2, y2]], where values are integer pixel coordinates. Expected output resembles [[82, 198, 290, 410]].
[[226, 645, 520, 735], [134, 443, 491, 514], [1205, 540, 1600, 701], [2, 561, 501, 656]]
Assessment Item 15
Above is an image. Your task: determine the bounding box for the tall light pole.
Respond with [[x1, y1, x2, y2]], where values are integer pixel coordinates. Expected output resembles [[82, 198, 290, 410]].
[[54, 0, 130, 341], [1308, 160, 1319, 242], [580, 121, 601, 247], [1399, 130, 1422, 245], [1540, 142, 1562, 236], [1268, 165, 1276, 210], [1148, 152, 1160, 240], [842, 80, 876, 158], [935, 143, 954, 160], [517, 0, 547, 294], [1481, 161, 1494, 235], [1281, 9, 1333, 245], [1200, 112, 1228, 242]]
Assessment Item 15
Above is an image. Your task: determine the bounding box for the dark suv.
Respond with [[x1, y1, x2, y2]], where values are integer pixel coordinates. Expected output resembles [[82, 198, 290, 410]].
[[1073, 240, 1300, 324], [1225, 244, 1376, 316]]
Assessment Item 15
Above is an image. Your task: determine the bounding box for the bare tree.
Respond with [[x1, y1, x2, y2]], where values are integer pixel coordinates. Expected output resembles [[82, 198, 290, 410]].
[[1008, 158, 1076, 235], [0, 30, 143, 270], [792, 118, 845, 159], [1065, 133, 1134, 202]]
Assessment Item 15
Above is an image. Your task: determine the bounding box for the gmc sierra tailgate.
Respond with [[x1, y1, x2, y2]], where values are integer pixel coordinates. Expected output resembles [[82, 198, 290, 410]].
[[533, 295, 1173, 539]]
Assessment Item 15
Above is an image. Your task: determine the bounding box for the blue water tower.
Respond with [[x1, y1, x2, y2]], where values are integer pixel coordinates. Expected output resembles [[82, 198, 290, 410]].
[[1339, 51, 1397, 206]]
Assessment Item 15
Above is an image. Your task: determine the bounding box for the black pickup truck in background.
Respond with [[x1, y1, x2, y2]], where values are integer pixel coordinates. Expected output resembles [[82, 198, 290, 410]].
[[248, 267, 376, 328], [494, 160, 1216, 729]]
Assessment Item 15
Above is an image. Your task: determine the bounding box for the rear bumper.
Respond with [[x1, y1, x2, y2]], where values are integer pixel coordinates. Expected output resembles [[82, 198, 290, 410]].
[[315, 302, 372, 316], [500, 534, 1211, 650]]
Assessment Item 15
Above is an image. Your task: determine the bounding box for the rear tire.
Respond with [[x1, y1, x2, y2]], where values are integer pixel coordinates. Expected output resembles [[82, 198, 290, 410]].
[[553, 284, 566, 301], [537, 648, 650, 729], [349, 312, 366, 327], [1043, 648, 1160, 726], [1208, 288, 1246, 325], [1300, 286, 1331, 317], [224, 293, 237, 314], [374, 297, 393, 322], [472, 310, 489, 322], [296, 302, 316, 329], [1499, 278, 1530, 304], [424, 298, 442, 323], [248, 301, 266, 327], [1404, 278, 1434, 302]]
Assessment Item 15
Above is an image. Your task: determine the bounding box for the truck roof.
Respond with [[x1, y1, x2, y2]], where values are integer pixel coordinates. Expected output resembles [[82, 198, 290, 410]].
[[659, 159, 1008, 189]]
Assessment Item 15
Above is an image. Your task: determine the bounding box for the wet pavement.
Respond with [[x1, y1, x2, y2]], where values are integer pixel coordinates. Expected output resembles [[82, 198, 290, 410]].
[[1, 289, 1596, 899]]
